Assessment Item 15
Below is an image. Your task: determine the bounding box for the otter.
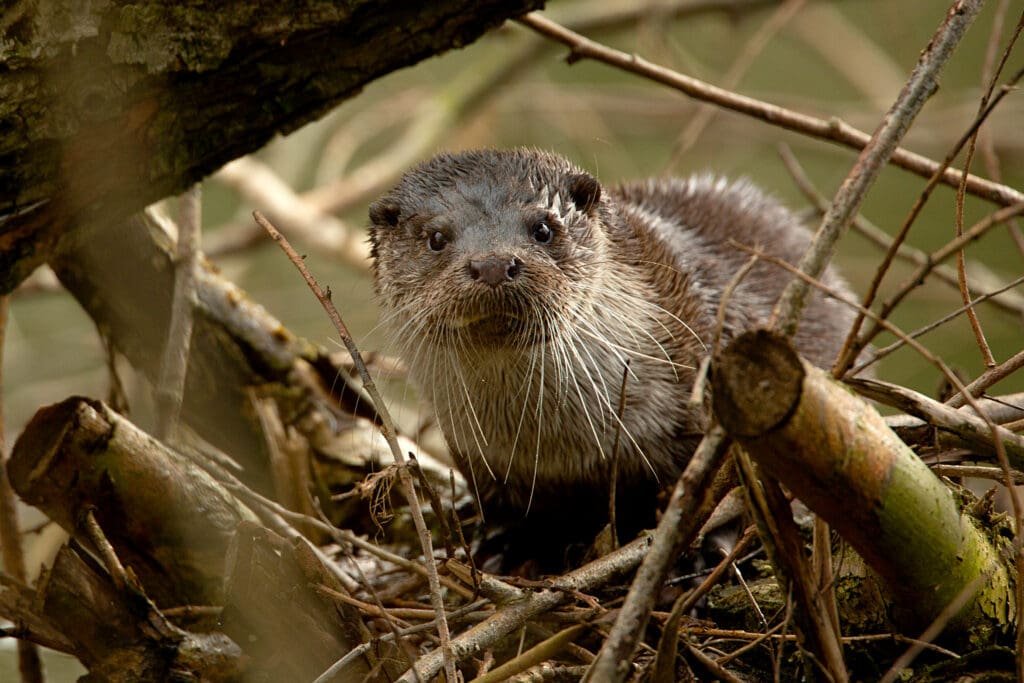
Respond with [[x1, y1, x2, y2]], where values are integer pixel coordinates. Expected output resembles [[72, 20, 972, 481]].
[[368, 149, 855, 553]]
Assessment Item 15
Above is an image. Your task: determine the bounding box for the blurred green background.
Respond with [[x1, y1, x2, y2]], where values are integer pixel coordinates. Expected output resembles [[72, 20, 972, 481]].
[[3, 1, 1023, 675]]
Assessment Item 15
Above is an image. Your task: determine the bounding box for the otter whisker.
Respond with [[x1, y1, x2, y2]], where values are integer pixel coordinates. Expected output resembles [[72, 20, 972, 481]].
[[505, 317, 542, 482], [524, 321, 547, 514], [449, 342, 497, 481], [581, 278, 707, 355], [558, 323, 658, 477]]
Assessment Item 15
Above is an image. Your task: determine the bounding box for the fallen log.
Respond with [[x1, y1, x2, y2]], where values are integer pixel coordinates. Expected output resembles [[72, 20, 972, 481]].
[[51, 209, 379, 496], [711, 329, 1014, 635], [8, 397, 258, 607]]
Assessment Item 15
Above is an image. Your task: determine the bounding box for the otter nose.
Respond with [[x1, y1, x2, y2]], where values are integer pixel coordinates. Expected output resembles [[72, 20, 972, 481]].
[[468, 256, 522, 287]]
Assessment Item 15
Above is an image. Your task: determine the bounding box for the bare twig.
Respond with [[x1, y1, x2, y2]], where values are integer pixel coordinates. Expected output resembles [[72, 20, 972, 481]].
[[734, 449, 848, 682], [833, 63, 1024, 375], [79, 508, 130, 591], [473, 624, 588, 683], [400, 535, 652, 682], [311, 598, 490, 683], [0, 294, 44, 683], [849, 378, 1024, 469], [978, 3, 1024, 257], [515, 9, 1022, 209], [845, 199, 1024, 361], [652, 526, 757, 682], [777, 143, 1024, 317], [964, 25, 1024, 648], [208, 456, 472, 598], [714, 254, 760, 354], [408, 454, 456, 557], [252, 210, 456, 683], [663, 0, 808, 170], [608, 360, 630, 550], [851, 274, 1024, 375], [878, 573, 989, 683], [685, 526, 758, 617], [931, 464, 1024, 484], [686, 641, 746, 683], [953, 30, 1023, 369], [155, 185, 201, 440], [585, 425, 732, 681], [948, 348, 1024, 409], [811, 514, 841, 675], [772, 0, 986, 336]]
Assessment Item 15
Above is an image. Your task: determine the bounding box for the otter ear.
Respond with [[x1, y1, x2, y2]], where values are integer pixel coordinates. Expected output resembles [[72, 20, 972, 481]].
[[369, 200, 401, 227], [567, 173, 601, 214]]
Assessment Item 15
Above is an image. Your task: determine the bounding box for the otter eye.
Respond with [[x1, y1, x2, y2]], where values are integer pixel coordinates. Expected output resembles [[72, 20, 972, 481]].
[[531, 220, 553, 244], [427, 231, 448, 252]]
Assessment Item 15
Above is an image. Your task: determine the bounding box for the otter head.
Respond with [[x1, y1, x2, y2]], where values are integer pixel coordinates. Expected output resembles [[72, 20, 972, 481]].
[[368, 149, 609, 357]]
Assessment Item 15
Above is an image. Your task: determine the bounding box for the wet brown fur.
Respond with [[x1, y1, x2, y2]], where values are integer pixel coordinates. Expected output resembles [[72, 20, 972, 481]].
[[368, 149, 855, 551]]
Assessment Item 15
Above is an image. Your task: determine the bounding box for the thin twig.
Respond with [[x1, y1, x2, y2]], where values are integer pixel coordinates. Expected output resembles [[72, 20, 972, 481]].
[[155, 185, 201, 440], [985, 82, 1024, 683], [953, 27, 1023, 369], [849, 378, 1024, 468], [847, 200, 1024, 359], [608, 360, 631, 550], [978, 4, 1024, 258], [772, 0, 986, 336], [812, 514, 841, 678], [685, 526, 758, 616], [408, 454, 455, 557], [714, 254, 759, 355], [515, 9, 1022, 209], [946, 348, 1024, 409], [214, 465, 472, 598], [400, 535, 653, 682], [473, 624, 588, 683], [663, 0, 808, 171], [686, 641, 746, 683], [878, 572, 989, 683], [80, 508, 130, 591], [734, 449, 848, 682], [851, 274, 1024, 375], [962, 26, 1024, 650], [931, 464, 1024, 484], [585, 425, 732, 681], [253, 209, 457, 683], [714, 621, 788, 668], [833, 63, 1024, 375], [778, 143, 1024, 317], [311, 599, 490, 683]]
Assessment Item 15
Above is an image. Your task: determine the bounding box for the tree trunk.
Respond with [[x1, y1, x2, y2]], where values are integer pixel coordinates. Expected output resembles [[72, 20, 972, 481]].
[[0, 0, 543, 292]]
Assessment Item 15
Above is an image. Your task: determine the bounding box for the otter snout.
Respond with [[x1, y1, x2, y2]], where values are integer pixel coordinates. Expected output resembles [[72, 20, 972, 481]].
[[468, 255, 523, 287]]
